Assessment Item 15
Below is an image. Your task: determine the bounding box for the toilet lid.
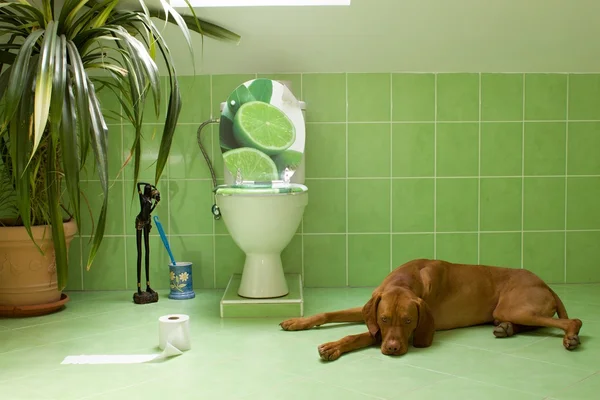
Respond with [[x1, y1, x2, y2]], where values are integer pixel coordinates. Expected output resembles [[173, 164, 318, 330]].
[[219, 78, 305, 183]]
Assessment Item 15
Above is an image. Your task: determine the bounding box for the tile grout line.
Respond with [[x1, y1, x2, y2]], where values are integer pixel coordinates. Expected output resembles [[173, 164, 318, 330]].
[[433, 73, 437, 258], [71, 228, 600, 238], [389, 72, 393, 272], [477, 72, 482, 264], [564, 75, 570, 283], [300, 73, 305, 284], [121, 122, 128, 289], [210, 74, 217, 289], [345, 72, 349, 286], [520, 73, 526, 269], [301, 119, 600, 124]]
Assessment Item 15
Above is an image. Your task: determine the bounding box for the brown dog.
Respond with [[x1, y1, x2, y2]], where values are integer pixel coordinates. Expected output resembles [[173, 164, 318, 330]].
[[280, 259, 583, 361]]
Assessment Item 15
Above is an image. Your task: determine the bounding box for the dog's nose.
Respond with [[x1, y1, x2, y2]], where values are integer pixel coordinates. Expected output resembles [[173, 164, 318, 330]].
[[385, 341, 400, 354]]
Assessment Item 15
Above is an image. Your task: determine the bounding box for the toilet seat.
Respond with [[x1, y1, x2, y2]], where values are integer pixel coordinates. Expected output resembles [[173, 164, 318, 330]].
[[214, 183, 308, 196]]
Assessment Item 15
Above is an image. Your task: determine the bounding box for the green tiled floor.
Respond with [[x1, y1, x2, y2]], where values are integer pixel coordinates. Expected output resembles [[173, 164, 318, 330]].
[[0, 284, 599, 399]]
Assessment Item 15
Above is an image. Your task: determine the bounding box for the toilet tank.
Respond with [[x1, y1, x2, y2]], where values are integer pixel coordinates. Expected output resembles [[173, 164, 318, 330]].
[[220, 80, 306, 185]]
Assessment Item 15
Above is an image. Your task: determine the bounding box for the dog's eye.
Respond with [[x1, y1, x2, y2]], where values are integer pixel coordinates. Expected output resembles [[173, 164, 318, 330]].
[[405, 319, 411, 324], [381, 316, 388, 323]]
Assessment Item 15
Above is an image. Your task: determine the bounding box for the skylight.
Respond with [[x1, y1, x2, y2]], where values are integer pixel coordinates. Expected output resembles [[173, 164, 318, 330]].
[[170, 0, 351, 7]]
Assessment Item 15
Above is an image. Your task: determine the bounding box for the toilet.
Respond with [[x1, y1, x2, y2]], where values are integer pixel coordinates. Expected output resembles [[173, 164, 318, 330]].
[[214, 79, 308, 299]]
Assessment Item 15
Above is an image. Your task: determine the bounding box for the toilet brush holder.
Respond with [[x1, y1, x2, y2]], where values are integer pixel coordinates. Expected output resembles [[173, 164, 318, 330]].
[[168, 262, 196, 300]]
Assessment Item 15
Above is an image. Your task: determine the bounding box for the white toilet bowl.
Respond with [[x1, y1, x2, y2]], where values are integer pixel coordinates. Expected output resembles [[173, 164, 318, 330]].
[[216, 78, 308, 299], [215, 185, 308, 298]]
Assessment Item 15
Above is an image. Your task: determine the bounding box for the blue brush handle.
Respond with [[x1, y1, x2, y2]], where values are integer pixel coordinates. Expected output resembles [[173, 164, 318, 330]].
[[154, 216, 176, 265]]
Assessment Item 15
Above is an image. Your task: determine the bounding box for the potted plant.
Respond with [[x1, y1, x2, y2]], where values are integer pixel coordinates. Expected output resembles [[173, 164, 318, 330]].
[[0, 0, 239, 316]]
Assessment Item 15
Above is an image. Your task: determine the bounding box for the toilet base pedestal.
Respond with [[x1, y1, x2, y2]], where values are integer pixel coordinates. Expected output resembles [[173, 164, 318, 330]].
[[238, 253, 288, 298], [220, 273, 303, 318]]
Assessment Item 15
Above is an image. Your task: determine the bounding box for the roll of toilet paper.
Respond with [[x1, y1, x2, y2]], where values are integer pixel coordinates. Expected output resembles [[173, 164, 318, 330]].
[[159, 314, 191, 351], [61, 314, 191, 365]]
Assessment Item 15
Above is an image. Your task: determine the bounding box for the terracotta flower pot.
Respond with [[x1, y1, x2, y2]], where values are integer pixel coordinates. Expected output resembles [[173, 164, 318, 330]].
[[0, 220, 77, 315]]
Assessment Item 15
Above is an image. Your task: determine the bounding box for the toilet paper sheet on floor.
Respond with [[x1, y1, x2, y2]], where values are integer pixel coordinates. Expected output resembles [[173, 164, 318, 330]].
[[61, 314, 191, 365]]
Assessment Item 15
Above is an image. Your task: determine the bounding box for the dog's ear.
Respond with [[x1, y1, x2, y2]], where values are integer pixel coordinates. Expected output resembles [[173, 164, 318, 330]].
[[412, 298, 435, 348], [362, 292, 381, 337]]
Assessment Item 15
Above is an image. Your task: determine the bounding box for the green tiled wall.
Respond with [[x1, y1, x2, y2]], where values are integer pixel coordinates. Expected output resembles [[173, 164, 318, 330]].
[[67, 73, 600, 291]]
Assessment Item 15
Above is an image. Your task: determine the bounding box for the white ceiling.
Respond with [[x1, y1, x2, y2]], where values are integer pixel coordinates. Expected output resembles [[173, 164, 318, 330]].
[[139, 0, 600, 74]]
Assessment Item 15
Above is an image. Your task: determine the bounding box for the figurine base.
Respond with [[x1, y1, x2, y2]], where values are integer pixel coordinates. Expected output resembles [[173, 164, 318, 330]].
[[133, 291, 159, 304]]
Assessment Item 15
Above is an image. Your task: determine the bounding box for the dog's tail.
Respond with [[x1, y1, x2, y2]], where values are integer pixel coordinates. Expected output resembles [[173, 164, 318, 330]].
[[549, 287, 569, 319]]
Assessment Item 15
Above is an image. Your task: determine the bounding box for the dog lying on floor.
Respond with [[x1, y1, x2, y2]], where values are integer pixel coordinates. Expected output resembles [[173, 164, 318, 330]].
[[280, 259, 583, 361]]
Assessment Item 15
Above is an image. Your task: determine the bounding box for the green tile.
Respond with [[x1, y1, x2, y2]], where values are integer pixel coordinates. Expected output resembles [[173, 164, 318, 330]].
[[257, 74, 302, 98], [282, 234, 302, 274], [348, 123, 390, 177], [480, 122, 522, 176], [392, 234, 434, 266], [142, 76, 167, 124], [481, 73, 523, 121], [392, 178, 434, 232], [82, 237, 126, 290], [122, 125, 167, 181], [305, 123, 346, 178], [348, 179, 390, 232], [124, 181, 169, 236], [79, 180, 124, 236], [524, 74, 567, 120], [436, 178, 478, 232], [125, 235, 170, 291], [568, 122, 600, 175], [436, 233, 478, 264], [480, 233, 521, 267], [480, 178, 522, 231], [303, 235, 346, 287], [214, 234, 245, 288], [169, 124, 214, 179], [169, 180, 214, 235], [403, 377, 542, 400], [309, 357, 449, 400], [566, 232, 600, 283], [567, 177, 600, 230], [550, 372, 600, 400], [523, 177, 565, 230], [392, 73, 435, 121], [211, 125, 225, 180], [302, 179, 345, 233], [436, 123, 479, 176], [171, 235, 214, 289], [523, 232, 565, 283], [302, 73, 346, 122], [568, 74, 600, 120], [524, 122, 566, 175], [211, 74, 256, 119], [348, 234, 390, 286], [436, 73, 479, 121], [66, 237, 82, 291], [392, 123, 434, 177], [178, 75, 211, 123], [347, 73, 390, 122]]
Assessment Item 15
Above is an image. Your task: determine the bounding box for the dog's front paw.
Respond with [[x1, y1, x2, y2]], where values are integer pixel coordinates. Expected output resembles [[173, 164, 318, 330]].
[[318, 341, 342, 361], [280, 317, 315, 331], [563, 334, 580, 351]]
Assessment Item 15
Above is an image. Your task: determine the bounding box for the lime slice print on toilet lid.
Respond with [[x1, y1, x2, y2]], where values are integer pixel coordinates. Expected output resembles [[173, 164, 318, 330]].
[[219, 78, 305, 183]]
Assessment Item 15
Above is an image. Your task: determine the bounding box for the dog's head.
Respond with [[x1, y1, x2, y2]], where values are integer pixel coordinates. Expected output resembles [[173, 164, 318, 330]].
[[362, 287, 435, 356]]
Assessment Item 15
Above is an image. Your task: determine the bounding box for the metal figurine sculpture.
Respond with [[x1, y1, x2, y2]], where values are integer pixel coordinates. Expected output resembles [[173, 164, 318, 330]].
[[133, 182, 161, 304]]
